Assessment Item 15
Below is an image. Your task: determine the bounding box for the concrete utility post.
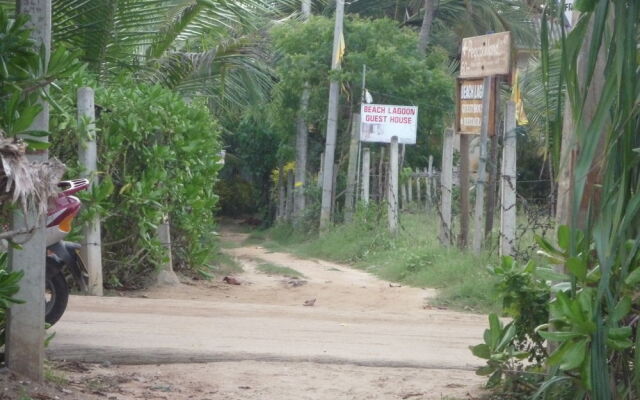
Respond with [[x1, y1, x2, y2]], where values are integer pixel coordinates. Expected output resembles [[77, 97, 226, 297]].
[[7, 0, 52, 383], [319, 0, 345, 229], [156, 214, 180, 286], [344, 113, 361, 222], [77, 88, 104, 295], [439, 128, 454, 246], [361, 148, 370, 204], [472, 77, 494, 253], [388, 137, 399, 234], [500, 101, 517, 257], [293, 0, 312, 220]]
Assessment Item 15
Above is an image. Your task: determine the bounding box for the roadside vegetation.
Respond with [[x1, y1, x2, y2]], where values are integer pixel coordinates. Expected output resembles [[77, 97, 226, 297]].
[[250, 207, 501, 313], [256, 262, 305, 279]]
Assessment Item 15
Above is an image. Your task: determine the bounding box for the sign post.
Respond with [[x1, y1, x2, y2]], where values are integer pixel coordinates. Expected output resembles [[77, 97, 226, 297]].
[[360, 103, 418, 234], [455, 32, 510, 250]]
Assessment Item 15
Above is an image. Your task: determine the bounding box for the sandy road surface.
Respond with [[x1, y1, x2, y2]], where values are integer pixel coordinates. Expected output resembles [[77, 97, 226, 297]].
[[46, 225, 489, 399]]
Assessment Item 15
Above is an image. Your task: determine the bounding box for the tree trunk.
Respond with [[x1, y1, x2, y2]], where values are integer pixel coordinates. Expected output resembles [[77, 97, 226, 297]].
[[417, 0, 437, 55]]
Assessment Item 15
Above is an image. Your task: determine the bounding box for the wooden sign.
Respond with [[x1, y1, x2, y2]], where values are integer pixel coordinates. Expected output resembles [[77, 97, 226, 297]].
[[456, 78, 496, 135], [460, 32, 511, 78]]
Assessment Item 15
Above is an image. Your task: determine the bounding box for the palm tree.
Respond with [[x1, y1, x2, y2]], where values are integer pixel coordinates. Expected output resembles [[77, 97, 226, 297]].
[[0, 0, 290, 110]]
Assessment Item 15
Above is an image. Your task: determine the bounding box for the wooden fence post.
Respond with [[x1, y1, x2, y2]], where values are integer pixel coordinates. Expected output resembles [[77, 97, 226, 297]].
[[439, 128, 454, 245], [500, 101, 517, 257]]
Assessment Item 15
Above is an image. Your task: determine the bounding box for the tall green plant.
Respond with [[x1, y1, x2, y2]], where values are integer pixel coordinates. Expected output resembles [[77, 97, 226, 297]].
[[51, 76, 223, 287]]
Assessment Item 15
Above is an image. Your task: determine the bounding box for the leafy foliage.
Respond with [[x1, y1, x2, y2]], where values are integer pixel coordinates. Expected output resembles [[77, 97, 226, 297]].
[[51, 76, 222, 287], [269, 16, 454, 168], [0, 253, 25, 348], [0, 6, 80, 147]]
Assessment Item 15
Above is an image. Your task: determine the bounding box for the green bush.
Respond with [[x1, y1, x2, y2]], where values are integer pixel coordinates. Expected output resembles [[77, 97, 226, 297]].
[[52, 76, 222, 287]]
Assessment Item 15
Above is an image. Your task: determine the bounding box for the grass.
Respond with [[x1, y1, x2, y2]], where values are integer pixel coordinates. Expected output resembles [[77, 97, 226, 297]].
[[210, 252, 243, 277], [252, 208, 502, 313], [44, 365, 68, 386], [256, 262, 305, 278]]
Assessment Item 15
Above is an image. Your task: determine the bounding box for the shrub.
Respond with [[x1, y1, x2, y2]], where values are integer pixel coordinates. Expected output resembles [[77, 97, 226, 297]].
[[52, 76, 222, 287]]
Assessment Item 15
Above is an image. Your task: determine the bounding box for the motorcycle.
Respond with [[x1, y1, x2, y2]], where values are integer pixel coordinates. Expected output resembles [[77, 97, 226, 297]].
[[45, 179, 90, 325]]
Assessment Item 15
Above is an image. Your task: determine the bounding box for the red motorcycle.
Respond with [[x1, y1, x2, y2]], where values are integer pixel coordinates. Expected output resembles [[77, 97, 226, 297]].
[[45, 179, 90, 325]]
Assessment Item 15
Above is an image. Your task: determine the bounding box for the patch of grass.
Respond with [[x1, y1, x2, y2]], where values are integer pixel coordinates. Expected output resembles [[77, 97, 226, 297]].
[[256, 262, 305, 278], [260, 208, 501, 313], [44, 365, 68, 386], [210, 252, 243, 277]]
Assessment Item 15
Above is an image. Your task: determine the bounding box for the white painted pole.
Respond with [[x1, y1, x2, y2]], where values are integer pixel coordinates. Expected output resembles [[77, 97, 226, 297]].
[[500, 101, 517, 257], [439, 128, 454, 246], [472, 77, 493, 253], [6, 0, 51, 383], [319, 0, 345, 229], [388, 137, 399, 234], [77, 87, 103, 295], [361, 148, 370, 205]]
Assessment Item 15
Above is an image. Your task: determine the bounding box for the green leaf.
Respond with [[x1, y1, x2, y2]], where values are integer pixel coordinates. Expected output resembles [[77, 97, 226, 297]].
[[557, 225, 571, 251], [559, 339, 588, 371], [607, 338, 633, 351], [538, 330, 584, 342], [625, 268, 640, 286], [475, 365, 496, 376], [470, 344, 491, 359], [566, 257, 587, 281], [575, 0, 597, 12], [607, 326, 631, 341], [610, 297, 631, 323], [23, 139, 50, 150]]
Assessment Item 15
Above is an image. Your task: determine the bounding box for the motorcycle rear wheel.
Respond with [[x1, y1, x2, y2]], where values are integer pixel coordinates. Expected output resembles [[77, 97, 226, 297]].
[[45, 259, 69, 326]]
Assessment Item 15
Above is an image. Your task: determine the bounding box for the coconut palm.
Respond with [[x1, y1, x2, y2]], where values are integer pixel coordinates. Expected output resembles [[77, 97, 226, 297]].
[[1, 0, 292, 110]]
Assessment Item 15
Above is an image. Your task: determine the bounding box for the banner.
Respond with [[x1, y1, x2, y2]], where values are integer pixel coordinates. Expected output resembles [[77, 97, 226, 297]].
[[360, 104, 418, 144]]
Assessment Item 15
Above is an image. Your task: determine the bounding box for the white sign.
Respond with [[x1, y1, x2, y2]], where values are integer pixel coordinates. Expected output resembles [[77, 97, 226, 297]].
[[360, 104, 418, 144]]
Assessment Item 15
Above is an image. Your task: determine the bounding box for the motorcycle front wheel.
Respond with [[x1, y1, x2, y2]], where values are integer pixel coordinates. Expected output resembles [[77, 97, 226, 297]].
[[45, 259, 69, 326]]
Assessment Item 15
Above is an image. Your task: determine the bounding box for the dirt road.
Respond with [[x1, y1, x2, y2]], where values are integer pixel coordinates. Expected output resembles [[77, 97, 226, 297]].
[[46, 226, 488, 399]]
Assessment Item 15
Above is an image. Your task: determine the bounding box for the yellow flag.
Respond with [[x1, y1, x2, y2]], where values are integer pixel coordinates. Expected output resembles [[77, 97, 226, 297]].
[[511, 70, 528, 125], [334, 32, 346, 66]]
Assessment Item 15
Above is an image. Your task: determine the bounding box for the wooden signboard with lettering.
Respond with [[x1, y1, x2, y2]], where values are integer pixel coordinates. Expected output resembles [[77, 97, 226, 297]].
[[455, 78, 496, 135], [460, 32, 511, 78]]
